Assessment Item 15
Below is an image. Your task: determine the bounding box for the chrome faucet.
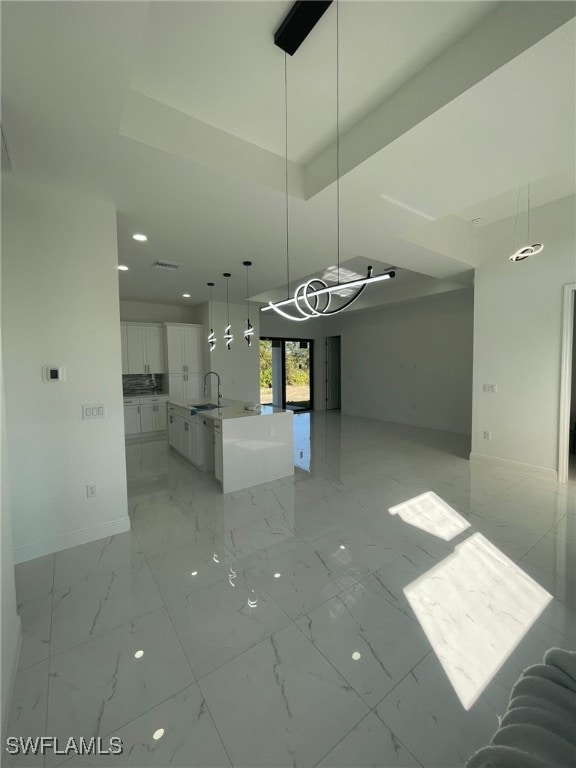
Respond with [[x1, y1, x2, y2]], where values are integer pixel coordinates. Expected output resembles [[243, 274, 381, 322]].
[[204, 371, 222, 403]]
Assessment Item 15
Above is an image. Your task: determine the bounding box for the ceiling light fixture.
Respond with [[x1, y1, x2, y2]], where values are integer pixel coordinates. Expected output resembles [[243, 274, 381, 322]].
[[262, 0, 395, 322], [132, 233, 147, 242], [117, 265, 129, 271], [207, 282, 216, 352], [509, 184, 544, 262], [182, 293, 191, 298], [223, 273, 233, 349], [243, 261, 254, 346]]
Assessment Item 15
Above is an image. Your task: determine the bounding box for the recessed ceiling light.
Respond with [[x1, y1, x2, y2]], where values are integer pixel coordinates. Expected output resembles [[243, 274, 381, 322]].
[[182, 294, 191, 298], [274, 573, 281, 578], [352, 651, 362, 661], [152, 729, 164, 741], [134, 650, 144, 659], [190, 571, 198, 576], [132, 233, 147, 242], [339, 544, 346, 550], [118, 265, 129, 271]]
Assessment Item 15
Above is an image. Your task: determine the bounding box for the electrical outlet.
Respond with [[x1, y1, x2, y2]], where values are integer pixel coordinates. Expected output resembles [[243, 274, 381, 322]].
[[86, 484, 97, 498], [483, 384, 497, 393], [269, 427, 276, 437], [483, 431, 491, 440]]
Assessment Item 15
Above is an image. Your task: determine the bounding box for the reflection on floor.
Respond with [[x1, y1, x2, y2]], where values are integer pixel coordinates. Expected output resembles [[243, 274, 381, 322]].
[[8, 412, 576, 768]]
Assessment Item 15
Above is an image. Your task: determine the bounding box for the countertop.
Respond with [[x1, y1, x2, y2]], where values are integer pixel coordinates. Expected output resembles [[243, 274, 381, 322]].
[[168, 397, 289, 421]]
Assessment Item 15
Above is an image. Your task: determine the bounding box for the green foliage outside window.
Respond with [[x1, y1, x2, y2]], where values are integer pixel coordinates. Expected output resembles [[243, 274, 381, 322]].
[[259, 340, 310, 388]]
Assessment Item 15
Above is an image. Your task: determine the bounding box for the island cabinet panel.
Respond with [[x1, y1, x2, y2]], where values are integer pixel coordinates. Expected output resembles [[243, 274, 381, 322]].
[[167, 398, 294, 493]]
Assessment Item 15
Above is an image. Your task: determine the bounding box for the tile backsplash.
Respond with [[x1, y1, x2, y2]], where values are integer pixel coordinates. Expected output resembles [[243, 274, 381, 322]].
[[122, 374, 165, 395]]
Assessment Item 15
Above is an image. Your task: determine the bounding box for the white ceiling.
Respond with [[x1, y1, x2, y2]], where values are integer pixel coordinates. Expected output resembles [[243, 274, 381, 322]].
[[2, 1, 575, 309]]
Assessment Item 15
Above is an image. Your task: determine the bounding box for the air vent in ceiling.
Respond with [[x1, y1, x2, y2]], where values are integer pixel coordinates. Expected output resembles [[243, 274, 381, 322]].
[[151, 260, 181, 271]]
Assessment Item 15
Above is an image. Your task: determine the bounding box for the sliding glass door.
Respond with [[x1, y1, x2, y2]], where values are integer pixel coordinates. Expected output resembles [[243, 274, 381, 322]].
[[259, 338, 313, 411]]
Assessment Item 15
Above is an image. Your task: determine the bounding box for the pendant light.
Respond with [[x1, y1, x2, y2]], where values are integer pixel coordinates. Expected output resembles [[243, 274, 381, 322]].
[[509, 183, 544, 262], [243, 261, 254, 346], [261, 0, 395, 322], [207, 282, 216, 352], [223, 272, 233, 349]]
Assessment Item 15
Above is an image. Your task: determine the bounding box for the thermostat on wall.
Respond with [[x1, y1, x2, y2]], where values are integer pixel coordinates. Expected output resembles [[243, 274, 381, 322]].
[[42, 365, 66, 383]]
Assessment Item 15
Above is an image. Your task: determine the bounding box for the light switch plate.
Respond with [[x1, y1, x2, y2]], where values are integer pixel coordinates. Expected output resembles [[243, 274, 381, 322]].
[[83, 403, 106, 419]]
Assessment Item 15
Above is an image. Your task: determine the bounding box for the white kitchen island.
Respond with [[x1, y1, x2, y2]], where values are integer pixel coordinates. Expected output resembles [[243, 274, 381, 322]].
[[168, 398, 294, 493]]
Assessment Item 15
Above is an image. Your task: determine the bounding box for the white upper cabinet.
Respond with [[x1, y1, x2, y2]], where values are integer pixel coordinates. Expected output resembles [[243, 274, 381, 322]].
[[144, 326, 164, 373], [165, 324, 202, 374], [120, 325, 128, 374], [126, 326, 145, 373], [121, 323, 165, 374]]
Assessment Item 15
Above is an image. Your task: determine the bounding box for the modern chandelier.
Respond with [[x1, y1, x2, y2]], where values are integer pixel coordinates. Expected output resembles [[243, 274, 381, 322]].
[[509, 183, 544, 262], [261, 0, 395, 322]]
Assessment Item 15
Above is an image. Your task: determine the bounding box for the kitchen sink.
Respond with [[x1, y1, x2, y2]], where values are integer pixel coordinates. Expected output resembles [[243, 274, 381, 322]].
[[189, 403, 223, 411]]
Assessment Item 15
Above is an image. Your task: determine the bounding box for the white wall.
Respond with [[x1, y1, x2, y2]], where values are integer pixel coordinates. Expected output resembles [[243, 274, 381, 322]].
[[471, 194, 576, 475], [199, 301, 260, 403], [571, 305, 576, 423], [0, 248, 21, 740], [120, 300, 200, 324], [2, 177, 129, 563], [259, 312, 326, 410], [323, 288, 474, 434]]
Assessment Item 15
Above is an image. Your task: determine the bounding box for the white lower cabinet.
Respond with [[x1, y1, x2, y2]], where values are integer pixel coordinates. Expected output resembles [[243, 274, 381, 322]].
[[139, 404, 155, 434], [168, 408, 180, 450], [124, 397, 168, 437], [179, 416, 200, 464], [214, 422, 223, 482], [168, 404, 208, 470], [124, 404, 141, 435]]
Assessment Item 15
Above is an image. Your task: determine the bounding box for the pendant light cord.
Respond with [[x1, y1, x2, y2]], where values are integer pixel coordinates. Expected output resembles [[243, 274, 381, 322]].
[[512, 186, 521, 252], [527, 183, 531, 243], [227, 281, 230, 325], [246, 265, 250, 319], [284, 52, 290, 298], [336, 0, 340, 284]]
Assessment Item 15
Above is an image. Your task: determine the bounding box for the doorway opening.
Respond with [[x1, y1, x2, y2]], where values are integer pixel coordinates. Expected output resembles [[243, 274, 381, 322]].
[[259, 338, 313, 412], [325, 336, 341, 410], [558, 284, 576, 483]]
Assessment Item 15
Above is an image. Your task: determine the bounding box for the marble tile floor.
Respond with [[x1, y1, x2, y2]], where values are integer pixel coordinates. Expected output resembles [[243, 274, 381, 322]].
[[7, 412, 576, 768]]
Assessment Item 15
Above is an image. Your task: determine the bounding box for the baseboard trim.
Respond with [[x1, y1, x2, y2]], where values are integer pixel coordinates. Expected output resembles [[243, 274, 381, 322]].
[[469, 452, 558, 481], [13, 516, 131, 564], [1, 615, 22, 741]]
